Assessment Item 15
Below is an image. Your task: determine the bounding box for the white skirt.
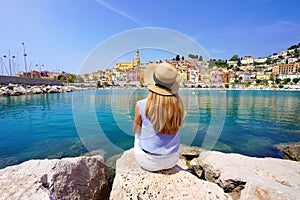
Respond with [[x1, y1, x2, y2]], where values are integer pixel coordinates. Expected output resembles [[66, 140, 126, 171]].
[[134, 134, 180, 172]]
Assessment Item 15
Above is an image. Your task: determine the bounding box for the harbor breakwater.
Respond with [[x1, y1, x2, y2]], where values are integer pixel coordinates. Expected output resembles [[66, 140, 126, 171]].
[[0, 76, 88, 96], [0, 75, 63, 86]]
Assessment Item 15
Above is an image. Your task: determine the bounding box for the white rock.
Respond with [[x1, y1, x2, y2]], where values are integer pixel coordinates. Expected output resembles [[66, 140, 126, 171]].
[[13, 86, 27, 94], [110, 149, 232, 200], [0, 156, 109, 200], [31, 87, 43, 94], [7, 83, 17, 89], [48, 86, 59, 93], [191, 151, 300, 200]]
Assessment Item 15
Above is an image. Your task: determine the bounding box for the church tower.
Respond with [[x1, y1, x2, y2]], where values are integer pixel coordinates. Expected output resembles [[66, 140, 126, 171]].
[[135, 49, 140, 66]]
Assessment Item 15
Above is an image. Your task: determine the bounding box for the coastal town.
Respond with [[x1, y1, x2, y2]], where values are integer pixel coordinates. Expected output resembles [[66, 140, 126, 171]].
[[84, 44, 300, 90], [1, 43, 300, 90]]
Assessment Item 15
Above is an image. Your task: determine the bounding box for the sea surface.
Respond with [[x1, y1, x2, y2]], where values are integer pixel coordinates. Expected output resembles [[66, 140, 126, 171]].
[[0, 89, 299, 168]]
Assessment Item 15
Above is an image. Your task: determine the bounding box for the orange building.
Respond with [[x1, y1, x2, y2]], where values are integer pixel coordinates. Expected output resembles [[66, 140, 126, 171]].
[[273, 62, 299, 75]]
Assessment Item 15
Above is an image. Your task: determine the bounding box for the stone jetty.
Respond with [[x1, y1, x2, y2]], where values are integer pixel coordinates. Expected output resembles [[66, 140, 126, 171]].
[[0, 83, 87, 96]]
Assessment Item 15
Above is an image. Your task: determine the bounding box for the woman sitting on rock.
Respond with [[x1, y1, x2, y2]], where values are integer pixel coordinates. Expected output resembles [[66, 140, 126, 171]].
[[133, 62, 186, 171]]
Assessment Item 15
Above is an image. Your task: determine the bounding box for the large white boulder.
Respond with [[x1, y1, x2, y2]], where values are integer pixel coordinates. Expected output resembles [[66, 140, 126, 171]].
[[191, 151, 300, 200], [110, 148, 232, 200], [31, 86, 43, 94], [0, 156, 109, 200], [13, 85, 27, 94]]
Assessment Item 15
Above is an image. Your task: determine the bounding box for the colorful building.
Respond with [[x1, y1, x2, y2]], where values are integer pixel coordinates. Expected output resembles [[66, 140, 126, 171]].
[[273, 62, 300, 75], [114, 49, 141, 71]]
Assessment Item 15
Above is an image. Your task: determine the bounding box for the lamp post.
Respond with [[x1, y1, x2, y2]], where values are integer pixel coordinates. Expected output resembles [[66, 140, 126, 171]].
[[11, 55, 16, 76], [22, 42, 28, 78], [3, 51, 15, 76], [36, 63, 44, 78], [0, 57, 4, 76]]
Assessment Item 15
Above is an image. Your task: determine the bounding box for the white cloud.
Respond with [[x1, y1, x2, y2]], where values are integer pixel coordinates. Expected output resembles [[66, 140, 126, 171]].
[[254, 20, 300, 33], [96, 0, 146, 26]]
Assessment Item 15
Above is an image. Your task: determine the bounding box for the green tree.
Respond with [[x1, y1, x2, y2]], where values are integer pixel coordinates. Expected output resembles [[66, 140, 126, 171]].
[[102, 82, 108, 87], [269, 73, 274, 83], [188, 54, 198, 59], [239, 76, 243, 83], [97, 81, 102, 88], [215, 59, 228, 68], [282, 78, 291, 84], [198, 55, 203, 61], [292, 78, 300, 84], [229, 54, 239, 61], [266, 57, 272, 65], [175, 55, 180, 61], [294, 49, 300, 56], [209, 59, 215, 67], [181, 56, 185, 61], [262, 79, 269, 85], [57, 74, 67, 82], [237, 59, 241, 67], [68, 74, 76, 83], [256, 79, 262, 84], [288, 44, 300, 50], [275, 78, 281, 84]]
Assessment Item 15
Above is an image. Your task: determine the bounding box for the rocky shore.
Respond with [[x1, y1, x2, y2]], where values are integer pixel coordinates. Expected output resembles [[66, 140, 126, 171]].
[[0, 83, 88, 96], [276, 142, 300, 161], [0, 144, 299, 200]]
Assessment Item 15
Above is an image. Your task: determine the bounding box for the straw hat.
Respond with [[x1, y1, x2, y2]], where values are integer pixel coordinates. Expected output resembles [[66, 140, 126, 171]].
[[144, 62, 180, 95]]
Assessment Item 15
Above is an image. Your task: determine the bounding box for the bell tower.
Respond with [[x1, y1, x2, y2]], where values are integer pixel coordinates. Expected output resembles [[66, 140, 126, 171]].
[[135, 49, 140, 66]]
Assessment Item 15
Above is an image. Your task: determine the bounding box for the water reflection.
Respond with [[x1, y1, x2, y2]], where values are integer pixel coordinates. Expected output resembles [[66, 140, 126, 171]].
[[0, 90, 300, 169]]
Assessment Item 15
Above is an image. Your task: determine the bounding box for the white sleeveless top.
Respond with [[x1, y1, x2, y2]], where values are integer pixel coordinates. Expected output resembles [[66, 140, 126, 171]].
[[137, 98, 180, 155]]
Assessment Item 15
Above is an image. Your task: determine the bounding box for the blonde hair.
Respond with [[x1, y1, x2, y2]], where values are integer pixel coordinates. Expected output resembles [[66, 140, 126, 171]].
[[145, 90, 185, 134]]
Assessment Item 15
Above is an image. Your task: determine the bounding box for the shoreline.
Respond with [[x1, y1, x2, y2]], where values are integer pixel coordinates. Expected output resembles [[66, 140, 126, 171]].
[[97, 86, 300, 91], [0, 141, 298, 170], [1, 83, 299, 96]]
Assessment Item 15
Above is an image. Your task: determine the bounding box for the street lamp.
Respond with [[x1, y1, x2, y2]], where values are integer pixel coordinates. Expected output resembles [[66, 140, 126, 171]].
[[36, 63, 44, 78], [11, 55, 16, 75], [22, 42, 28, 78], [0, 57, 5, 76], [3, 52, 15, 76]]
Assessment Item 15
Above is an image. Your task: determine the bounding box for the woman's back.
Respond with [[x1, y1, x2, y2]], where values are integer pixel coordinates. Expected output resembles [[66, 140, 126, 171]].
[[133, 62, 186, 171], [137, 98, 180, 155]]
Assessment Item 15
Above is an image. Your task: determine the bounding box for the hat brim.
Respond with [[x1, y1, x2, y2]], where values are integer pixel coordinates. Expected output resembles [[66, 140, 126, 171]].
[[144, 63, 180, 96]]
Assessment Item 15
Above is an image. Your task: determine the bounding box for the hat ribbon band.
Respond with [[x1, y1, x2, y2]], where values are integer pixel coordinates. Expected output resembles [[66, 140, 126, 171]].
[[153, 73, 174, 91]]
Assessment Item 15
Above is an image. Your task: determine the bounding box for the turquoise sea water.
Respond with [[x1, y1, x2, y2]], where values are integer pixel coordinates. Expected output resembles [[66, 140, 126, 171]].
[[0, 89, 300, 169]]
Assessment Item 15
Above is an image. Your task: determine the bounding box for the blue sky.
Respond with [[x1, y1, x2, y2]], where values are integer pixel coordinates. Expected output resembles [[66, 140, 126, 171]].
[[1, 0, 300, 74]]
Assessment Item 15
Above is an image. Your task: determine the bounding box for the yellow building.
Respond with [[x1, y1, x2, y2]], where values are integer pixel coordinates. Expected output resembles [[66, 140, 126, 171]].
[[114, 49, 141, 71]]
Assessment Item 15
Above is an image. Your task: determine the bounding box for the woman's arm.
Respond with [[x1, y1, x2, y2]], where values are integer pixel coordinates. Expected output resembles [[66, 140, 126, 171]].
[[133, 104, 142, 134]]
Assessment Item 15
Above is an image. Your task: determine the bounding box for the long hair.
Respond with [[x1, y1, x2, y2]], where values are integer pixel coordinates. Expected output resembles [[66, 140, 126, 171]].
[[145, 90, 186, 134]]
